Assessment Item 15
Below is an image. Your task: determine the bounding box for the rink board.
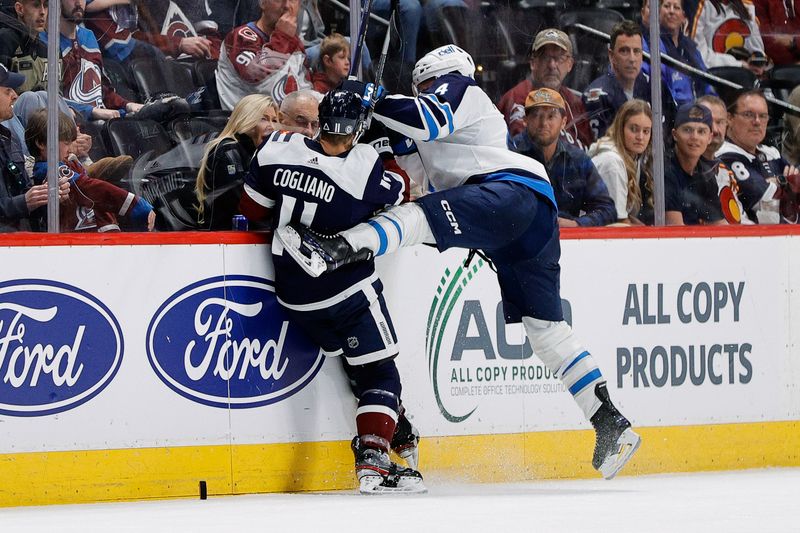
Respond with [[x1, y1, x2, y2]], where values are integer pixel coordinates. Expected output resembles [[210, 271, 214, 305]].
[[0, 228, 798, 506]]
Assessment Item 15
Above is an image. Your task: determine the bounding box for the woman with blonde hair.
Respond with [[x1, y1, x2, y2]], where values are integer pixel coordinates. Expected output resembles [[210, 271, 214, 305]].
[[196, 93, 280, 229], [588, 99, 654, 225]]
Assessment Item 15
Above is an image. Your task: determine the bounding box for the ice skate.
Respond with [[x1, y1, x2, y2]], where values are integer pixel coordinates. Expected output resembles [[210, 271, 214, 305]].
[[352, 436, 426, 495], [590, 382, 641, 480], [277, 222, 372, 278], [391, 411, 420, 469]]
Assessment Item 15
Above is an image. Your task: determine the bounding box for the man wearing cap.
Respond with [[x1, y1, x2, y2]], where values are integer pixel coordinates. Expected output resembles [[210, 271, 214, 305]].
[[0, 63, 68, 231], [510, 87, 616, 227], [664, 102, 727, 225], [497, 28, 592, 149], [716, 89, 800, 223]]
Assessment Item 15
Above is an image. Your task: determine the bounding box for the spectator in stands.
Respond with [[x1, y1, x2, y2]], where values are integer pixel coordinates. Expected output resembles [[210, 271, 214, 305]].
[[279, 89, 320, 137], [510, 88, 616, 227], [583, 21, 652, 141], [690, 0, 765, 73], [498, 28, 592, 149], [373, 0, 421, 69], [39, 0, 144, 121], [195, 94, 280, 230], [717, 89, 800, 223], [83, 0, 215, 64], [754, 0, 800, 65], [588, 99, 654, 225], [25, 108, 156, 232], [664, 102, 728, 225], [0, 0, 48, 93], [783, 86, 800, 165], [311, 33, 349, 94], [0, 64, 68, 231], [0, 0, 99, 130], [641, 0, 714, 106], [696, 93, 753, 223], [215, 0, 311, 111]]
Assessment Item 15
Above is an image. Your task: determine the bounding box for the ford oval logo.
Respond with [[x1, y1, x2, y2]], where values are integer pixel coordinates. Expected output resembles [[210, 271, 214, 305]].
[[0, 279, 124, 417], [146, 276, 324, 408]]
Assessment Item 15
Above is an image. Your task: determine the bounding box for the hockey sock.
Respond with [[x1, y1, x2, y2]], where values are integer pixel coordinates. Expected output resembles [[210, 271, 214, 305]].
[[521, 317, 604, 419], [356, 388, 399, 449], [343, 203, 434, 257], [350, 360, 403, 449]]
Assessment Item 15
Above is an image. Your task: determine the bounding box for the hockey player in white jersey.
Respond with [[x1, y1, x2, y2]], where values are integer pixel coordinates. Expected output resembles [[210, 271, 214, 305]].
[[279, 45, 641, 480], [240, 88, 425, 494]]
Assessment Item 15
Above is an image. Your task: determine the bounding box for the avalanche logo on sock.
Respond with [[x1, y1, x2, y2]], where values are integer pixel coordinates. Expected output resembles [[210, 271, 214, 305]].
[[0, 280, 123, 417], [146, 275, 324, 409]]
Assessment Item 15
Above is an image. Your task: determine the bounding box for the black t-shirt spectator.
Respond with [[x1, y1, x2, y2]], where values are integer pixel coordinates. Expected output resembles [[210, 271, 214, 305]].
[[664, 152, 724, 225]]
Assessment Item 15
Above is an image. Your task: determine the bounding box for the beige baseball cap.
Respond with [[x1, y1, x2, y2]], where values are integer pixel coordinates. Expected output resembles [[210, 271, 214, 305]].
[[531, 28, 572, 55], [524, 88, 566, 111]]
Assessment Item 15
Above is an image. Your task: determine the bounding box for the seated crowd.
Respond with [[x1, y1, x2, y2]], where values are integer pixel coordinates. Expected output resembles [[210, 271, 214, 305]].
[[1, 0, 799, 233]]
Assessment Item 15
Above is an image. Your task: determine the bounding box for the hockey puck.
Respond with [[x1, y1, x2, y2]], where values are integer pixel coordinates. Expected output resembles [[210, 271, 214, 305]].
[[199, 480, 207, 500]]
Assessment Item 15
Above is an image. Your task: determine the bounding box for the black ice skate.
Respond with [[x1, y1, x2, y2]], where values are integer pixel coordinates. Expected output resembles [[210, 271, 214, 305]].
[[590, 382, 641, 480], [277, 222, 373, 278], [391, 410, 420, 469], [352, 436, 427, 495]]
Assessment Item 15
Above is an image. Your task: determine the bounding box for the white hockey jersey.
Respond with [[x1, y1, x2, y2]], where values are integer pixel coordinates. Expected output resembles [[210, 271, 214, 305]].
[[690, 0, 765, 68], [373, 74, 555, 206]]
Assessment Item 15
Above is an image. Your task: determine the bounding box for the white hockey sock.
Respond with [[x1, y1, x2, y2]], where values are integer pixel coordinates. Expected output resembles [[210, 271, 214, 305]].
[[521, 317, 604, 420], [343, 203, 434, 257]]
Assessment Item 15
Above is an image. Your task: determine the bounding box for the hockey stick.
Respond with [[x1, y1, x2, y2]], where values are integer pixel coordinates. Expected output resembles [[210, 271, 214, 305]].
[[364, 0, 398, 128], [349, 0, 376, 81]]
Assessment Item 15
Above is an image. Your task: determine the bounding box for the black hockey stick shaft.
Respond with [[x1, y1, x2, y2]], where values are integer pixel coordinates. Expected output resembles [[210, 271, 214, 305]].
[[372, 0, 398, 85], [365, 0, 398, 127], [349, 0, 376, 80]]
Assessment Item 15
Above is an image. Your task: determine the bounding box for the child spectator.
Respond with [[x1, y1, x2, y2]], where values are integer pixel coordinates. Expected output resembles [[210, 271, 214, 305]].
[[588, 99, 654, 225], [196, 94, 280, 230], [311, 33, 350, 94], [25, 108, 155, 232]]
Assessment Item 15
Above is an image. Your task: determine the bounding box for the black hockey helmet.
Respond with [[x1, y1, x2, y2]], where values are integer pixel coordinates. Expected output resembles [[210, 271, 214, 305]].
[[318, 88, 366, 138]]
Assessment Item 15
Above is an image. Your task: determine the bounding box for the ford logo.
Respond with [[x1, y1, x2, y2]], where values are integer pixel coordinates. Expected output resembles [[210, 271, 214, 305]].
[[146, 276, 324, 408], [0, 279, 123, 417]]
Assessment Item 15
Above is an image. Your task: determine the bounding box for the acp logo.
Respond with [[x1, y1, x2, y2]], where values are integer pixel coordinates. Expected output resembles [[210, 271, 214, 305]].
[[146, 276, 324, 409], [0, 279, 123, 417]]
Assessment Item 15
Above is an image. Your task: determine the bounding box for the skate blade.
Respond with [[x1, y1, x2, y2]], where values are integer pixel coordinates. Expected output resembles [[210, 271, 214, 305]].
[[599, 428, 641, 480], [276, 225, 327, 278], [358, 475, 427, 495]]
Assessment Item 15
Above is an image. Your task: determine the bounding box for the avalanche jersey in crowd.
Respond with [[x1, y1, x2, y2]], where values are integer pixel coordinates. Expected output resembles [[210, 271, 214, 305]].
[[39, 27, 129, 111], [716, 140, 782, 222], [243, 132, 405, 309], [373, 73, 555, 208], [714, 160, 753, 224], [215, 22, 310, 110], [33, 159, 151, 232], [690, 0, 765, 68]]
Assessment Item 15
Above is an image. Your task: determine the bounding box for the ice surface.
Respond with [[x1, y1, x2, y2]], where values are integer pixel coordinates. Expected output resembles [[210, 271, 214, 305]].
[[0, 468, 796, 533]]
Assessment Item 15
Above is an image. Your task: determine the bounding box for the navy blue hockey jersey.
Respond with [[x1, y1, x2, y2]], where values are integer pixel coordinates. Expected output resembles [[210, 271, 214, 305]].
[[243, 131, 406, 309]]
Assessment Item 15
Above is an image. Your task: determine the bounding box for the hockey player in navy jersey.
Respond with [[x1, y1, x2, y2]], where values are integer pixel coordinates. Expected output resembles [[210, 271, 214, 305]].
[[239, 88, 425, 494], [279, 45, 641, 480]]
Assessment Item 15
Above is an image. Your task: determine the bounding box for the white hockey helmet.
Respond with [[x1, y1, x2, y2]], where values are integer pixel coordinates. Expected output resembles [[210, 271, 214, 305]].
[[412, 45, 476, 88]]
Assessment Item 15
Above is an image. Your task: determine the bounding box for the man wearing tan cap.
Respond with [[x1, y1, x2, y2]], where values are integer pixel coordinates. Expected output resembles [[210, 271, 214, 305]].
[[497, 28, 592, 149], [510, 87, 615, 227]]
